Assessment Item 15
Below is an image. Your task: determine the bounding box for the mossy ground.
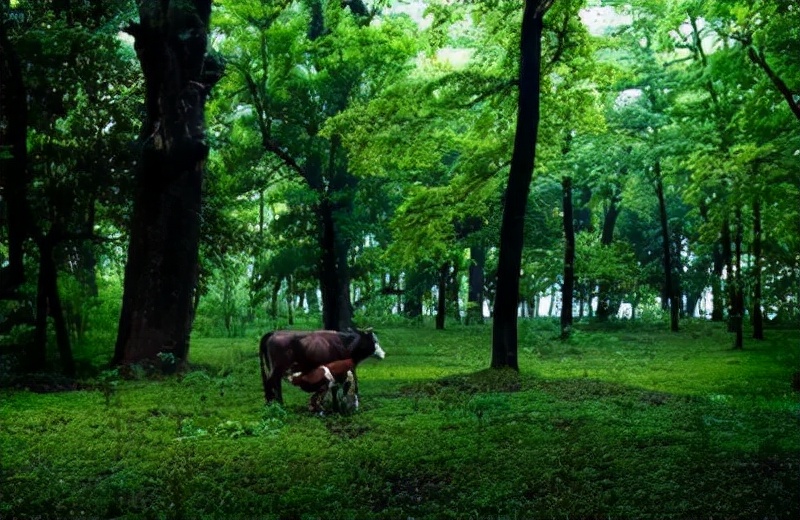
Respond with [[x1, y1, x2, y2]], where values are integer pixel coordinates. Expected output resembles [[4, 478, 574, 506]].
[[1, 320, 798, 519]]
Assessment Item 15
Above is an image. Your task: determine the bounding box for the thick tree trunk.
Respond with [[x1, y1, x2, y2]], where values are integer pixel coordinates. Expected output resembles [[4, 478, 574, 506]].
[[561, 176, 575, 338], [0, 19, 31, 296], [655, 162, 679, 332], [492, 1, 551, 370], [114, 0, 220, 366], [752, 199, 764, 339], [467, 246, 485, 324]]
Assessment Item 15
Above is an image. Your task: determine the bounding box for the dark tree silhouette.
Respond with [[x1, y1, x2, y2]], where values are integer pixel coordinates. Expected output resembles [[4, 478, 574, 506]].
[[114, 0, 222, 366], [492, 0, 555, 370]]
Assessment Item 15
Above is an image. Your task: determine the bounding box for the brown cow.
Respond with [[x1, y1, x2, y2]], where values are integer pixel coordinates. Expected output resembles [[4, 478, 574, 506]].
[[288, 358, 356, 413], [259, 328, 384, 405]]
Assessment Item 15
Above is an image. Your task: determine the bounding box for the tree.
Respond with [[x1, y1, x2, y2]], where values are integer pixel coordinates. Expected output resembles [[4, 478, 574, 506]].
[[114, 0, 222, 366], [491, 0, 555, 370], [0, 3, 30, 297]]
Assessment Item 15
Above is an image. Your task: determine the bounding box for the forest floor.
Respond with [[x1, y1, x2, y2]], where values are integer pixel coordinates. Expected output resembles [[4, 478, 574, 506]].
[[1, 319, 798, 519]]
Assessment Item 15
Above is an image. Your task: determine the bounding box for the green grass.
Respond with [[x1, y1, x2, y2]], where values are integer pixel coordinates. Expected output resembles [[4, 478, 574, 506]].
[[1, 321, 798, 519]]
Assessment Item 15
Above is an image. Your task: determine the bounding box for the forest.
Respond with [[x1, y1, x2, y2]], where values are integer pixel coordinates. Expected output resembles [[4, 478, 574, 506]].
[[1, 0, 798, 519]]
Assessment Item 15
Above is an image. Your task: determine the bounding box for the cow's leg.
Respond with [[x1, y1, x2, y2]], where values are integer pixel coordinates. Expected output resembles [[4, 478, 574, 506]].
[[352, 370, 360, 410], [264, 368, 284, 404], [309, 388, 326, 413]]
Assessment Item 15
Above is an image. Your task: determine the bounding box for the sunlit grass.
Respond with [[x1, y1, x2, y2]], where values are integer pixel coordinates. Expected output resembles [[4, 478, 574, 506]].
[[1, 320, 798, 519]]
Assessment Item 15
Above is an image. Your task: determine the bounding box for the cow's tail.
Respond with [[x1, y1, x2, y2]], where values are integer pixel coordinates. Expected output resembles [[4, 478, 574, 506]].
[[259, 332, 273, 402]]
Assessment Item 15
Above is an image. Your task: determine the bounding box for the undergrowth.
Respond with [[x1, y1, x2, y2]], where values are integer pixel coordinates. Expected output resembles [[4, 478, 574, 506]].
[[1, 321, 798, 519]]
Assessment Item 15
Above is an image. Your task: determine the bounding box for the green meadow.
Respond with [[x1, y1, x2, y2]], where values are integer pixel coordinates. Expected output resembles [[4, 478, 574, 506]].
[[2, 321, 798, 519]]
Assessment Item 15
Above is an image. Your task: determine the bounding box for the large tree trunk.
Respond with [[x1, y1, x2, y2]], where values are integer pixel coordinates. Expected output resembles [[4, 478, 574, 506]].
[[561, 176, 575, 338], [114, 1, 221, 366], [0, 18, 31, 296], [492, 0, 552, 370], [467, 246, 486, 324], [655, 162, 679, 332], [752, 199, 764, 340]]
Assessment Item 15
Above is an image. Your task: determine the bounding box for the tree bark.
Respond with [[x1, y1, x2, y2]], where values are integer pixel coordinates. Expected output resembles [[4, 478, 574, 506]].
[[114, 0, 221, 366], [467, 245, 485, 324], [752, 199, 764, 340], [492, 0, 553, 370], [655, 161, 679, 332], [561, 176, 575, 338]]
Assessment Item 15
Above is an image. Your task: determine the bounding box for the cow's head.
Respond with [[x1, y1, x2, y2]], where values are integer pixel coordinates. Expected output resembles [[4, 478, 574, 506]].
[[348, 327, 385, 361]]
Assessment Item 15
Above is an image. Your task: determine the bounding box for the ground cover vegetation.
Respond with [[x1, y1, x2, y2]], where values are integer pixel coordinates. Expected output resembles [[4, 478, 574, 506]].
[[2, 321, 798, 519], [1, 0, 799, 517]]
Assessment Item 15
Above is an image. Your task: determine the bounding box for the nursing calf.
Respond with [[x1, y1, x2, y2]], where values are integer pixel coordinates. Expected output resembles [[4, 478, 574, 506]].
[[259, 328, 385, 407], [289, 358, 357, 413]]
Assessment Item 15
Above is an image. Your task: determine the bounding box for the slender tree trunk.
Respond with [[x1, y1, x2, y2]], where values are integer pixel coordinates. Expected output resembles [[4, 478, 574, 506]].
[[492, 0, 552, 370], [31, 231, 75, 376], [436, 263, 447, 330], [673, 232, 684, 317], [561, 176, 575, 338], [722, 218, 735, 331], [286, 276, 295, 326], [270, 279, 281, 319], [467, 246, 485, 324], [711, 239, 725, 321], [595, 196, 621, 321], [752, 199, 764, 340], [655, 162, 679, 332], [448, 263, 461, 323], [114, 0, 221, 366], [733, 209, 744, 349]]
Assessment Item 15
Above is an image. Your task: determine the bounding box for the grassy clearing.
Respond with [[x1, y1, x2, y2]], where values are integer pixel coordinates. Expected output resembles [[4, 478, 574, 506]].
[[1, 320, 798, 519]]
